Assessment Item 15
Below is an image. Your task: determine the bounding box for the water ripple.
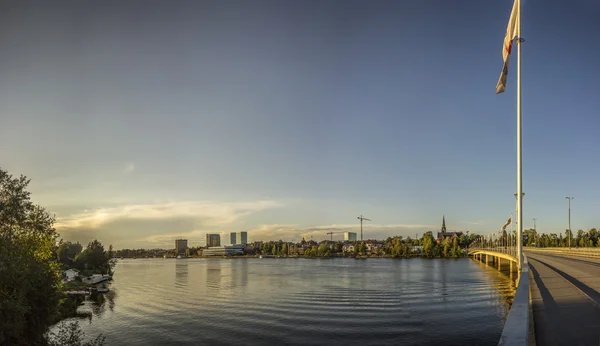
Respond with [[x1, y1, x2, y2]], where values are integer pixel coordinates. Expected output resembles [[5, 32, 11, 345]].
[[69, 258, 516, 346]]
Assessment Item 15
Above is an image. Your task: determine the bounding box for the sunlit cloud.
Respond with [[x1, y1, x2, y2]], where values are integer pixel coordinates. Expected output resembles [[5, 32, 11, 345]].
[[463, 221, 485, 225], [245, 223, 438, 243], [55, 200, 282, 230]]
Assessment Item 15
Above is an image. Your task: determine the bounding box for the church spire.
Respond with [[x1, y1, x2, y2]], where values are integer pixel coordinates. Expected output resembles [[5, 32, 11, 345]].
[[441, 215, 447, 233]]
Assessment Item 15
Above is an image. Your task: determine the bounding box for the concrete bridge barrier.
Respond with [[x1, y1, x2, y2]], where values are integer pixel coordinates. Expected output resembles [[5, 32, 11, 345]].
[[497, 254, 529, 346], [525, 247, 600, 259]]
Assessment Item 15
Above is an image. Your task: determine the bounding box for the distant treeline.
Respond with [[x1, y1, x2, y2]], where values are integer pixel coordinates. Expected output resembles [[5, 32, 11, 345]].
[[523, 228, 600, 248], [256, 231, 479, 258]]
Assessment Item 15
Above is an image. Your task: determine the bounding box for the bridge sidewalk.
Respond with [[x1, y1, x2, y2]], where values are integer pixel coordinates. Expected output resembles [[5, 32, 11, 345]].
[[526, 252, 600, 346]]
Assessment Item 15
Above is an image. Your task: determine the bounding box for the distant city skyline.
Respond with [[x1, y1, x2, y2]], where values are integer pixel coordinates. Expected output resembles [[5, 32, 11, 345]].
[[1, 0, 599, 249]]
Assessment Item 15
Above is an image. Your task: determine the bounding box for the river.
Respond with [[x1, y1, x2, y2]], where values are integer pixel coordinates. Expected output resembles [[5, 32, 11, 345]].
[[64, 258, 517, 346]]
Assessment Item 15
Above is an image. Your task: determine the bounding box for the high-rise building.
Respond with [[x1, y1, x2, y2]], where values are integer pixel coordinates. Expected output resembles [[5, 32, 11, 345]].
[[206, 234, 221, 247], [175, 239, 188, 255], [344, 232, 357, 241], [230, 232, 237, 245], [237, 231, 248, 245]]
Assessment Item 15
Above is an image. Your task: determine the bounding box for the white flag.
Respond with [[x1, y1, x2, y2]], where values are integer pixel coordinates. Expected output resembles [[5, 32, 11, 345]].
[[496, 0, 519, 94]]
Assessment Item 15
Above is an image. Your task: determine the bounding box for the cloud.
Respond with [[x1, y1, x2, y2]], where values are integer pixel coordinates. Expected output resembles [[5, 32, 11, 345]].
[[55, 200, 281, 231], [463, 221, 485, 225], [245, 223, 438, 243], [122, 163, 135, 174], [120, 222, 438, 248]]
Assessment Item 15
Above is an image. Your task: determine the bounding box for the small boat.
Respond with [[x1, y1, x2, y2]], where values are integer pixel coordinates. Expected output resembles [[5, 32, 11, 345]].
[[96, 288, 109, 293], [177, 255, 182, 259], [82, 274, 111, 285]]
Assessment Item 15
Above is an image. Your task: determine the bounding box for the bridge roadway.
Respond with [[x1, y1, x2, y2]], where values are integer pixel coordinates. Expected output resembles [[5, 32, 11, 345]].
[[526, 251, 600, 346]]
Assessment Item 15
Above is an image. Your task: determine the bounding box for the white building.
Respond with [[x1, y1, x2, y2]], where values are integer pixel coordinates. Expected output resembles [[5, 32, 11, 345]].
[[63, 268, 80, 282], [344, 232, 357, 241], [342, 244, 355, 253], [203, 244, 245, 256]]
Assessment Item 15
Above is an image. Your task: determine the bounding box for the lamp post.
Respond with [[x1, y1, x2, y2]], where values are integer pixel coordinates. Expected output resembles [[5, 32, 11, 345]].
[[566, 197, 574, 248], [514, 193, 525, 267]]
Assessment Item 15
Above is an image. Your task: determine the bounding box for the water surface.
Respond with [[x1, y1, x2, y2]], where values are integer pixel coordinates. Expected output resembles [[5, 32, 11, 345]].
[[65, 258, 516, 346]]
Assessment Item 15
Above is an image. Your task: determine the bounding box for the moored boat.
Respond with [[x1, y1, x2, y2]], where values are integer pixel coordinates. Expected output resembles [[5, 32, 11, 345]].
[[82, 274, 111, 285]]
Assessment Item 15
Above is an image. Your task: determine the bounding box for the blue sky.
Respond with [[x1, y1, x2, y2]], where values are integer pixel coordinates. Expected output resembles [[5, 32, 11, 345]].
[[1, 0, 598, 248]]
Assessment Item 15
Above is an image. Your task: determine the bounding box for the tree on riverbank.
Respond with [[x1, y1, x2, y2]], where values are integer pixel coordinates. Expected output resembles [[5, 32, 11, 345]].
[[0, 170, 62, 344], [74, 240, 117, 275], [46, 321, 106, 346], [0, 168, 105, 345], [57, 241, 84, 267]]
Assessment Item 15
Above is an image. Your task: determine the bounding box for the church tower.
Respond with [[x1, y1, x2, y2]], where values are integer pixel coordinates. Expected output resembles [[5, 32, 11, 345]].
[[441, 215, 447, 233]]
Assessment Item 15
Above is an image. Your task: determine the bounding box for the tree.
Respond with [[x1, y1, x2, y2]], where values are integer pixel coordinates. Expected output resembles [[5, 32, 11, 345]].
[[74, 240, 115, 275], [358, 242, 366, 255], [305, 245, 318, 257], [46, 321, 106, 346], [442, 237, 451, 257], [57, 241, 83, 267], [576, 230, 584, 247], [451, 237, 460, 257], [0, 169, 63, 345], [281, 243, 288, 256], [261, 243, 269, 255], [421, 233, 435, 258], [589, 228, 598, 245], [318, 242, 329, 256]]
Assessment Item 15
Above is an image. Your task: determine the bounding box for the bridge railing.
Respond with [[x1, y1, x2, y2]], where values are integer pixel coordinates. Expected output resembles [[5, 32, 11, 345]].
[[525, 246, 600, 259], [468, 241, 517, 260]]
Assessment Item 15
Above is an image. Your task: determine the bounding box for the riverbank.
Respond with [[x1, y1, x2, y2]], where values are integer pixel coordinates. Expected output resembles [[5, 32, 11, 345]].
[[124, 253, 467, 260]]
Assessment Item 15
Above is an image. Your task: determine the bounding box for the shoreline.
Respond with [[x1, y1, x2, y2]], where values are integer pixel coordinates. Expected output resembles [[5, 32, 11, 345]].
[[117, 254, 468, 260]]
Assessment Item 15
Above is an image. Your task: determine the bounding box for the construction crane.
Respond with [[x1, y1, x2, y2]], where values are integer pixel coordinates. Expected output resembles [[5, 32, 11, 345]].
[[357, 215, 371, 241], [326, 231, 345, 241]]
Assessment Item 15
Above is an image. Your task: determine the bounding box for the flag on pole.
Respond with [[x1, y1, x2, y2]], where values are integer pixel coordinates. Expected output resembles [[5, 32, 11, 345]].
[[502, 216, 512, 231], [495, 0, 519, 94]]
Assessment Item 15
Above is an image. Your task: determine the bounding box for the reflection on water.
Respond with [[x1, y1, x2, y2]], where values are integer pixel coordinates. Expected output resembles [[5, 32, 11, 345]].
[[75, 288, 117, 324], [206, 262, 221, 290], [68, 258, 517, 346], [470, 257, 518, 310], [175, 261, 188, 289], [231, 259, 249, 288]]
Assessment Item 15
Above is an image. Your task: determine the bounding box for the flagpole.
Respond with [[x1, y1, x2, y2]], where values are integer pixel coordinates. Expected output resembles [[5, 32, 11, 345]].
[[511, 213, 513, 252], [516, 0, 523, 269]]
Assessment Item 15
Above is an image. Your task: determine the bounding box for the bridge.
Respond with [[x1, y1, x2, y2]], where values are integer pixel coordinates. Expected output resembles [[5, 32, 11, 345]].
[[468, 244, 600, 345]]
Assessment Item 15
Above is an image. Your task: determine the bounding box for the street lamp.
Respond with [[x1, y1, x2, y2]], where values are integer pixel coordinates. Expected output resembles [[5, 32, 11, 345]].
[[566, 197, 574, 248], [514, 192, 525, 266]]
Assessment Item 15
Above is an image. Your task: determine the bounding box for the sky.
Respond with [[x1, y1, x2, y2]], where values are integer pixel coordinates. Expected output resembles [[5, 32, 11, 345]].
[[1, 0, 599, 249]]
